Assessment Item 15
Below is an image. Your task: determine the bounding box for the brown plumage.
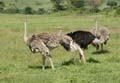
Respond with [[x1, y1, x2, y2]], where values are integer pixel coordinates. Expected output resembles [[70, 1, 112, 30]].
[[36, 32, 61, 50], [23, 16, 62, 69], [91, 18, 110, 51]]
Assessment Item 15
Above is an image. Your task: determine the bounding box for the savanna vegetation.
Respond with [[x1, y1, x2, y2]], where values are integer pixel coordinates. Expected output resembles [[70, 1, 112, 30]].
[[0, 0, 120, 83], [0, 0, 120, 16]]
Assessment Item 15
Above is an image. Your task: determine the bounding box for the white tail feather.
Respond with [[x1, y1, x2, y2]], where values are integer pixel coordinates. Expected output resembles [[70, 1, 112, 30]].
[[93, 38, 103, 44]]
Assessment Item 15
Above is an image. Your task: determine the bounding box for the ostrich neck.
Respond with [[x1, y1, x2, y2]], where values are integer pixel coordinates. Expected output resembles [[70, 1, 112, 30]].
[[24, 18, 28, 43]]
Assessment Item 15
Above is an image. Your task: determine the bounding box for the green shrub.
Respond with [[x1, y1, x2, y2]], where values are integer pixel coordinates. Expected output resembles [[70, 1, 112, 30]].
[[70, 0, 85, 8], [0, 1, 5, 7], [0, 1, 5, 13], [51, 0, 68, 11], [23, 6, 33, 14], [90, 7, 100, 13], [102, 7, 110, 15], [0, 7, 3, 12], [102, 6, 120, 16], [78, 7, 90, 14], [4, 7, 19, 14], [37, 8, 46, 14], [107, 0, 118, 7], [77, 7, 100, 15], [115, 7, 120, 16]]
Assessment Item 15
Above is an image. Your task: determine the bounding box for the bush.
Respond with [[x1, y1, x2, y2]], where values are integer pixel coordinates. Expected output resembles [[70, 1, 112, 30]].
[[0, 1, 5, 7], [4, 7, 19, 14], [78, 7, 90, 14], [0, 7, 4, 12], [70, 0, 85, 8], [51, 0, 67, 11], [115, 7, 120, 16], [0, 1, 5, 13], [37, 8, 46, 14], [90, 7, 100, 13], [23, 6, 33, 14], [102, 6, 120, 16], [77, 7, 100, 15], [107, 1, 118, 7]]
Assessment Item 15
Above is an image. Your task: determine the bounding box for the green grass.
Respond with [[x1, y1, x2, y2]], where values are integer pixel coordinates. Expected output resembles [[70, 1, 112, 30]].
[[0, 14, 120, 83]]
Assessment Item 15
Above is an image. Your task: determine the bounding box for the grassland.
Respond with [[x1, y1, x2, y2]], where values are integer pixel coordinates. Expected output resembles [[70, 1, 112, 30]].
[[0, 14, 120, 83]]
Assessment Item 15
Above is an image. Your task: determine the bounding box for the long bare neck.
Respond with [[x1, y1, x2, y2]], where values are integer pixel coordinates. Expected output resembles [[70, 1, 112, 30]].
[[57, 29, 63, 38], [95, 19, 98, 30], [24, 16, 28, 43], [95, 18, 98, 36]]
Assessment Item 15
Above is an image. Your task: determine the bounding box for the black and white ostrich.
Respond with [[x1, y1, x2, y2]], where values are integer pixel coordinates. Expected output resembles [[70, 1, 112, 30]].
[[60, 30, 95, 63]]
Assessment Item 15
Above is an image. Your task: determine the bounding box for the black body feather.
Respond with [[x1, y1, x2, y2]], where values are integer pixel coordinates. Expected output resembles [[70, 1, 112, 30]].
[[67, 31, 95, 49]]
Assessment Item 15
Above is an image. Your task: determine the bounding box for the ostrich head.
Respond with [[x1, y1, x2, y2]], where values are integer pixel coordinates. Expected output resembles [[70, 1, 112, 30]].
[[26, 35, 41, 53], [60, 35, 75, 51]]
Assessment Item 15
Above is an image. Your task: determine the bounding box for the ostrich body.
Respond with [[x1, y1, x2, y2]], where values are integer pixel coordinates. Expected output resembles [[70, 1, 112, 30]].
[[91, 18, 110, 51], [60, 30, 95, 63], [24, 17, 62, 69]]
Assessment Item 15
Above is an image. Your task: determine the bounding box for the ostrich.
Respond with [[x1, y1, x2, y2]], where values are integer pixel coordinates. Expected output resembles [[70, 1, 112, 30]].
[[91, 18, 110, 51], [23, 17, 63, 70], [60, 30, 95, 63]]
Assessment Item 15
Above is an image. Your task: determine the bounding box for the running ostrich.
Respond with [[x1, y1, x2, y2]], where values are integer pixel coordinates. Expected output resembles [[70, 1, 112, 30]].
[[91, 18, 110, 51], [23, 17, 63, 70], [60, 30, 95, 63]]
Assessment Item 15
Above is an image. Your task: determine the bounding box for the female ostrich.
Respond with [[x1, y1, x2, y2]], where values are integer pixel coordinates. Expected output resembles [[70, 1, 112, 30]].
[[91, 18, 110, 51], [23, 17, 62, 70]]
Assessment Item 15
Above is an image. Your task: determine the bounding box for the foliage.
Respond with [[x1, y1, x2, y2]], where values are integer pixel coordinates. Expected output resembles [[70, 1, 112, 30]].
[[37, 8, 46, 14], [0, 1, 5, 12], [77, 7, 100, 15], [0, 7, 3, 12], [23, 6, 34, 14], [116, 7, 120, 15], [87, 0, 104, 7], [70, 0, 85, 8], [4, 7, 19, 14], [107, 0, 118, 7], [0, 0, 119, 16], [0, 1, 5, 7], [51, 0, 67, 11], [102, 6, 120, 16]]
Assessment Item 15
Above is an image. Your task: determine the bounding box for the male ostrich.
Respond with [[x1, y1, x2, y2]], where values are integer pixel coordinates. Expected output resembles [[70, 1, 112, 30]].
[[23, 17, 62, 69], [60, 30, 95, 63], [91, 18, 110, 51]]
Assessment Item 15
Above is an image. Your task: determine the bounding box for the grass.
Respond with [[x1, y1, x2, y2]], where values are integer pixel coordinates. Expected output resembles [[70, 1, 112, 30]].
[[0, 14, 120, 83]]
